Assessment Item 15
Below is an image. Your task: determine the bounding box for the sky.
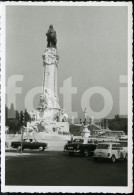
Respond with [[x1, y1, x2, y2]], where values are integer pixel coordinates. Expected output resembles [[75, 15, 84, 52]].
[[6, 5, 128, 121]]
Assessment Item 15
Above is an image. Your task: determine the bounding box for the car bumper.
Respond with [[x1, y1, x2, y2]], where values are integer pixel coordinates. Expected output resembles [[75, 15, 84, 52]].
[[93, 155, 111, 159], [64, 149, 81, 153]]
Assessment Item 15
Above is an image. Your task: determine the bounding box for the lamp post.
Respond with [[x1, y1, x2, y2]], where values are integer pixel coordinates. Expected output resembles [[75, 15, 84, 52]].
[[19, 111, 25, 154], [84, 108, 87, 121], [20, 126, 24, 154], [72, 115, 74, 124]]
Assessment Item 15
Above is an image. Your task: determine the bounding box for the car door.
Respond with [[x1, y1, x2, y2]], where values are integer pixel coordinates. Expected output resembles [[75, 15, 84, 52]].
[[23, 139, 31, 149], [112, 144, 118, 158], [115, 144, 123, 159], [29, 139, 35, 149], [30, 139, 38, 149], [88, 144, 94, 154]]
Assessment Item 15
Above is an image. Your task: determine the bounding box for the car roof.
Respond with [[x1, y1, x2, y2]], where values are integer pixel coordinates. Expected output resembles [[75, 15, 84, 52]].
[[23, 137, 35, 139], [98, 142, 120, 145]]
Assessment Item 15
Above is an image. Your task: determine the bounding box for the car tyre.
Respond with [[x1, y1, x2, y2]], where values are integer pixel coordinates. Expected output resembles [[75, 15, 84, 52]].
[[111, 155, 116, 163], [83, 149, 89, 157], [39, 146, 44, 151], [17, 146, 22, 152]]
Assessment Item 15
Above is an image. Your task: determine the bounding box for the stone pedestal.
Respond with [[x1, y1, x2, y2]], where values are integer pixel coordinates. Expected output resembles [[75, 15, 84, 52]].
[[81, 125, 91, 138]]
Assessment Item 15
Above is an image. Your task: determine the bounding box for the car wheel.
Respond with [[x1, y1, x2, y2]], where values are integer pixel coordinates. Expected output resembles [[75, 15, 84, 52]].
[[83, 149, 89, 157], [17, 146, 21, 151], [39, 146, 44, 151], [111, 155, 116, 163]]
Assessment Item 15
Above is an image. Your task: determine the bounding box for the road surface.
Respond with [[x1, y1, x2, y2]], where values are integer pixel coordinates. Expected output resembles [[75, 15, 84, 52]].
[[5, 151, 127, 186]]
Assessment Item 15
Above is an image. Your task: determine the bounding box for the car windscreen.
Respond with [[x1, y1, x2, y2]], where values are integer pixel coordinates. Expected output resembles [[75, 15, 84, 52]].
[[97, 144, 110, 149]]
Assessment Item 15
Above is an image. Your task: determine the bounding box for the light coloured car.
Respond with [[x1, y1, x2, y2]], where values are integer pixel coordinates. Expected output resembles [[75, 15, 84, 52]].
[[93, 142, 126, 162]]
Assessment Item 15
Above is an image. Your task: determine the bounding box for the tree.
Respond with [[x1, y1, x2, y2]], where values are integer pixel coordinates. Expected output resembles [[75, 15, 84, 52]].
[[24, 109, 30, 124], [108, 115, 128, 134], [5, 104, 31, 134], [115, 114, 120, 120]]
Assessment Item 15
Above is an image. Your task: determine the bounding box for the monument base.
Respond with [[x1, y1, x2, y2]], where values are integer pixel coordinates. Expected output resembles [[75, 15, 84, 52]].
[[26, 120, 70, 136]]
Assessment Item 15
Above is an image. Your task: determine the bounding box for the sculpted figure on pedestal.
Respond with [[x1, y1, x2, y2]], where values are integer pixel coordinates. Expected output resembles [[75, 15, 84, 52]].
[[58, 109, 68, 122], [46, 25, 57, 48]]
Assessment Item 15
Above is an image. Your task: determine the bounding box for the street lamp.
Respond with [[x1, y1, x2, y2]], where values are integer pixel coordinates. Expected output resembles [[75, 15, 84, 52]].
[[84, 108, 87, 122]]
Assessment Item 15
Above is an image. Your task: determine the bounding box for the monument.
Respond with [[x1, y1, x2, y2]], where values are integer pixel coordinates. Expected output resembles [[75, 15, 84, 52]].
[[26, 25, 70, 137]]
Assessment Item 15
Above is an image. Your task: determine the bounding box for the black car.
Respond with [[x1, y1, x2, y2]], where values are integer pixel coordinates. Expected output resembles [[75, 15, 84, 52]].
[[11, 138, 48, 151], [64, 138, 97, 157]]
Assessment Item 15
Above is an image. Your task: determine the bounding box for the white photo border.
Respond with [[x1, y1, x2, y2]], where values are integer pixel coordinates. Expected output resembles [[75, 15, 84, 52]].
[[0, 1, 133, 193]]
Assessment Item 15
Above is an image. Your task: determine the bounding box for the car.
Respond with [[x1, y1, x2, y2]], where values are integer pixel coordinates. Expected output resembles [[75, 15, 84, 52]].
[[11, 138, 48, 151], [93, 142, 126, 162], [64, 138, 97, 157]]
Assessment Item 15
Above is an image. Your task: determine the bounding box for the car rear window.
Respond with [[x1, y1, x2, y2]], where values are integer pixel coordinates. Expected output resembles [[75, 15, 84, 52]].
[[97, 144, 110, 149], [119, 142, 127, 147], [112, 144, 121, 150]]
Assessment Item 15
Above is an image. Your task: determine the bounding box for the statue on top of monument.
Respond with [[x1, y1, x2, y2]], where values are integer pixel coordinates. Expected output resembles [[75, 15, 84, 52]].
[[46, 25, 57, 49]]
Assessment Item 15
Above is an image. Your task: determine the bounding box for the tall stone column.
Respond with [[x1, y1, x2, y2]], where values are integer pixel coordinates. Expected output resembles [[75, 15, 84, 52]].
[[41, 47, 60, 111], [42, 48, 59, 96]]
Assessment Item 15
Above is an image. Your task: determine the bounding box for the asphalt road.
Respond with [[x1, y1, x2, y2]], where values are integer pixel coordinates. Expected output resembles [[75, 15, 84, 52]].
[[5, 151, 127, 186]]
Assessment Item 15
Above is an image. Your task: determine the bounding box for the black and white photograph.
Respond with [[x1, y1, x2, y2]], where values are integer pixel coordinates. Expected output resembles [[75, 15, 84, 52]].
[[0, 1, 133, 193]]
